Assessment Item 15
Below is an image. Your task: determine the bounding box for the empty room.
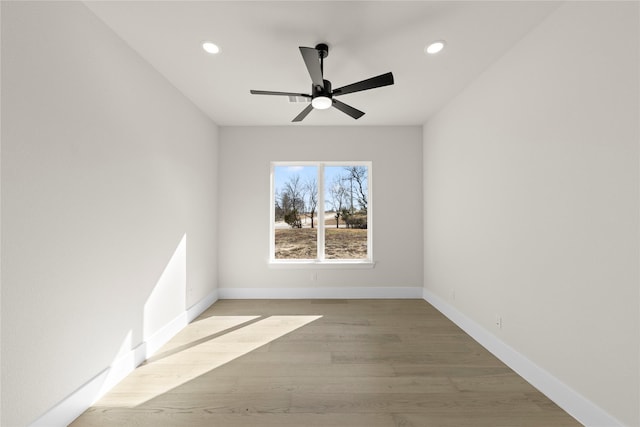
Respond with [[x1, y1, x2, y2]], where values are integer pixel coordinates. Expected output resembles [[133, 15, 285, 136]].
[[1, 1, 638, 426]]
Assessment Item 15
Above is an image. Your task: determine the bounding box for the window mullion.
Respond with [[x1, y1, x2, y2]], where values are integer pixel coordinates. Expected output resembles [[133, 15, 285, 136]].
[[318, 164, 325, 261], [270, 163, 275, 261]]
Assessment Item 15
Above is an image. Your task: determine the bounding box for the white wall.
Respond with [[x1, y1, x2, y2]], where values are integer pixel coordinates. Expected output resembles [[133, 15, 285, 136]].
[[218, 126, 422, 295], [423, 2, 638, 426], [1, 2, 218, 426]]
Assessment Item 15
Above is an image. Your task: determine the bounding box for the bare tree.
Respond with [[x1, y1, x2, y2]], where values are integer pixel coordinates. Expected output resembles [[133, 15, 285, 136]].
[[344, 166, 368, 213], [305, 176, 318, 228], [274, 192, 285, 221], [280, 174, 306, 228], [328, 176, 348, 228]]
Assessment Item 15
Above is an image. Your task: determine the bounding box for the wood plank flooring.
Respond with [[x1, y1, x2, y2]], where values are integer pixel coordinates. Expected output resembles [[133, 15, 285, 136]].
[[71, 299, 582, 426]]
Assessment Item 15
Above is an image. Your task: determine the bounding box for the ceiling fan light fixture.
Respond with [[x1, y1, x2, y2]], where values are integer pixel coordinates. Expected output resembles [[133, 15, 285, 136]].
[[250, 43, 394, 121], [312, 96, 332, 110], [202, 41, 220, 54], [425, 40, 446, 55]]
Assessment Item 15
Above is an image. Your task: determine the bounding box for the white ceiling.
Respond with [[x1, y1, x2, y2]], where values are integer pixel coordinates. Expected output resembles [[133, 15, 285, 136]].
[[85, 1, 561, 126]]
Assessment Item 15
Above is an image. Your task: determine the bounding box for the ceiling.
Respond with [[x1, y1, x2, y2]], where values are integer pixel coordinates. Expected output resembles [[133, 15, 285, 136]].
[[85, 1, 561, 126]]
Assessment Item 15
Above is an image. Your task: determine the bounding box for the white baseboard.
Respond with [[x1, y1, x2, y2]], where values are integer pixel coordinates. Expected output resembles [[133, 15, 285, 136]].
[[187, 289, 219, 322], [29, 289, 219, 427], [218, 286, 422, 299], [422, 288, 623, 427], [144, 312, 188, 358]]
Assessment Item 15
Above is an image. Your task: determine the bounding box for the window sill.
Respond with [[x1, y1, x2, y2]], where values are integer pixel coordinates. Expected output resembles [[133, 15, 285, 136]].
[[268, 260, 376, 269]]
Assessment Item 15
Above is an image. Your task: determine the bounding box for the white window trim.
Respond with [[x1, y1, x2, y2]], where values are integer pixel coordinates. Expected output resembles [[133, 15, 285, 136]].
[[270, 161, 374, 268]]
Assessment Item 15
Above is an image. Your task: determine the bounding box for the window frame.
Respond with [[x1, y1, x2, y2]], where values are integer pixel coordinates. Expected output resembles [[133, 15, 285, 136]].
[[269, 161, 374, 268]]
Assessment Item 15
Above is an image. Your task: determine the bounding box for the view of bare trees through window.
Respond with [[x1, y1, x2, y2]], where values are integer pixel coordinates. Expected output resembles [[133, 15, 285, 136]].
[[273, 164, 369, 260], [324, 166, 368, 259]]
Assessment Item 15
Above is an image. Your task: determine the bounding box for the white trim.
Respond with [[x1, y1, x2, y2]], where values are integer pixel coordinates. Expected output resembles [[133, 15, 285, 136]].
[[422, 288, 624, 427], [318, 163, 326, 259], [29, 289, 219, 427], [95, 341, 147, 403], [218, 286, 422, 299], [186, 289, 219, 322], [270, 161, 372, 263], [144, 311, 188, 358], [268, 260, 376, 269], [269, 163, 276, 259], [28, 368, 109, 427], [366, 161, 373, 260], [140, 289, 219, 374]]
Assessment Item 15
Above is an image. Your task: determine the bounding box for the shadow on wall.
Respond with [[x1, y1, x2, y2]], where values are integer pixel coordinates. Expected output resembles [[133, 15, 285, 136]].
[[29, 233, 192, 426], [76, 233, 187, 412], [144, 234, 187, 348], [102, 233, 190, 399]]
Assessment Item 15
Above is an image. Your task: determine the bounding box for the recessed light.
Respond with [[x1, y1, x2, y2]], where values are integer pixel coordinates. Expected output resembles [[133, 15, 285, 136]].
[[202, 41, 220, 54], [425, 40, 446, 55]]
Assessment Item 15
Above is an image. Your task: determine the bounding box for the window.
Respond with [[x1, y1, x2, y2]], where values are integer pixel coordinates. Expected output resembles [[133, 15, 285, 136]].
[[271, 162, 372, 265]]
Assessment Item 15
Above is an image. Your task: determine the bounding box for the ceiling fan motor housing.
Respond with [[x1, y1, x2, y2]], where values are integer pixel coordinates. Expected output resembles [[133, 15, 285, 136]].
[[313, 79, 332, 99], [315, 43, 329, 59]]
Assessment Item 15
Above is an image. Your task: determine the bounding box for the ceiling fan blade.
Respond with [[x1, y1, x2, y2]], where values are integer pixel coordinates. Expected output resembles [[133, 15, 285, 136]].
[[299, 47, 324, 88], [332, 72, 394, 97], [292, 104, 314, 122], [250, 90, 311, 97], [332, 99, 365, 120]]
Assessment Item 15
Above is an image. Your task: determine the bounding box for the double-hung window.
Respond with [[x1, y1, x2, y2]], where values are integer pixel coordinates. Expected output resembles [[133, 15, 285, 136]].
[[270, 161, 372, 265]]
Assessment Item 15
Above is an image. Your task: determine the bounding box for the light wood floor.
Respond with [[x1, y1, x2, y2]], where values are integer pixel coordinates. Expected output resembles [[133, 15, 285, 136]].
[[71, 299, 582, 426]]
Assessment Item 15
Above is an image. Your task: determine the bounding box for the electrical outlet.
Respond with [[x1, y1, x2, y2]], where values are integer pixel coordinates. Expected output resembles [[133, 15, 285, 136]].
[[495, 314, 503, 329]]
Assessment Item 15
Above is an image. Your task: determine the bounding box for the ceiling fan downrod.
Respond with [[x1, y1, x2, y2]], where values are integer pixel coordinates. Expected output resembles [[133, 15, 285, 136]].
[[316, 43, 329, 77]]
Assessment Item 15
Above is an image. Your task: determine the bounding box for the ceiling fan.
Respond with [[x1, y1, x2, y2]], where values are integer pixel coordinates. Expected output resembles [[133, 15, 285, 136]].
[[250, 43, 394, 122]]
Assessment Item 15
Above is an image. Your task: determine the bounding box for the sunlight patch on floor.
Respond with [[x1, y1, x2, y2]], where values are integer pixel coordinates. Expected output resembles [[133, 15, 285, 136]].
[[147, 315, 261, 359], [94, 315, 322, 407]]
